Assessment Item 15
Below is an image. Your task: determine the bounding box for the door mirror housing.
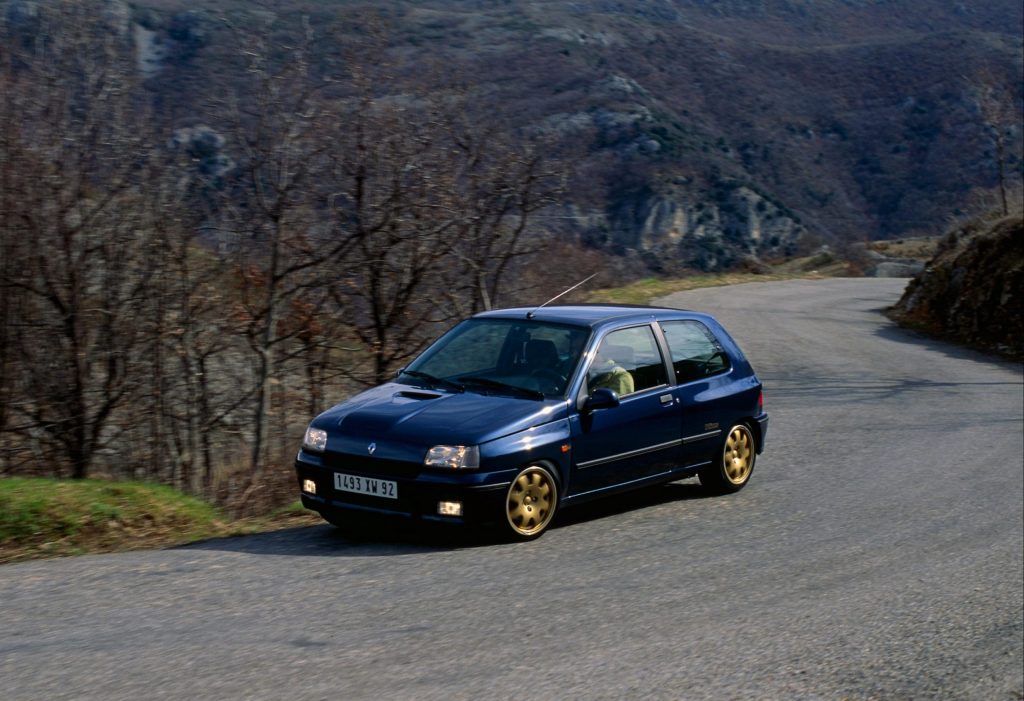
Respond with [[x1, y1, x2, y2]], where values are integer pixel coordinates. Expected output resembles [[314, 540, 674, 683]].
[[584, 387, 620, 412]]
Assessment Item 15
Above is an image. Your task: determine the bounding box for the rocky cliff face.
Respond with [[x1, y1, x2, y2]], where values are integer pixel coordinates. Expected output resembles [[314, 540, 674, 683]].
[[592, 180, 807, 271], [889, 213, 1024, 359]]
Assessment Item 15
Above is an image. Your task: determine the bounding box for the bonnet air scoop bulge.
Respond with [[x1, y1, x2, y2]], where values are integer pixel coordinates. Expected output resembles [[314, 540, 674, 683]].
[[394, 390, 442, 401]]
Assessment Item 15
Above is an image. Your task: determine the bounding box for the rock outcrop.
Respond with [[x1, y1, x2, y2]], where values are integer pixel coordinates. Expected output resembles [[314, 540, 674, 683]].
[[584, 179, 807, 272], [889, 213, 1024, 359]]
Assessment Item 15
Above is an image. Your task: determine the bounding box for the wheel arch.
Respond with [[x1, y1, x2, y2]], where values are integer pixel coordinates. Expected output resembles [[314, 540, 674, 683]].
[[743, 417, 763, 454], [526, 457, 565, 499]]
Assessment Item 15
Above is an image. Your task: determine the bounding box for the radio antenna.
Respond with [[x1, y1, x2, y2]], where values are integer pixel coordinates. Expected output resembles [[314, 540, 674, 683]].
[[526, 273, 597, 318]]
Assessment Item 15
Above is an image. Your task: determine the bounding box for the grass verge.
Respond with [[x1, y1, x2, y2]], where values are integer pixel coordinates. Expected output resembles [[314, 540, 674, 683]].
[[0, 478, 321, 564]]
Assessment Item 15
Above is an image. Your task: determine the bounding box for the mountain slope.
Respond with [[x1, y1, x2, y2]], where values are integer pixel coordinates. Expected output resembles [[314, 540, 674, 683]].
[[21, 0, 1024, 270]]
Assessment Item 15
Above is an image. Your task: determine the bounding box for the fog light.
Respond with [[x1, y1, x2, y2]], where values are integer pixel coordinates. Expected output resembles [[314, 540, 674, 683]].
[[437, 500, 463, 517], [303, 479, 317, 495]]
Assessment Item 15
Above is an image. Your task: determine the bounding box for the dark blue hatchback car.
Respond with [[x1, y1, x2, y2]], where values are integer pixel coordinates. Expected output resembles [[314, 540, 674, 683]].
[[296, 305, 767, 539]]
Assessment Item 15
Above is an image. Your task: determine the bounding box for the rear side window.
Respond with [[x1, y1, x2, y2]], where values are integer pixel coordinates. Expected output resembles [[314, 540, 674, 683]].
[[660, 320, 730, 384], [588, 325, 668, 396]]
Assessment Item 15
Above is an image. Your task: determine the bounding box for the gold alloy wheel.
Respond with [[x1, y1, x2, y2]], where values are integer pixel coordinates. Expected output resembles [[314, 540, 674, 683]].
[[506, 466, 558, 538], [723, 425, 754, 485]]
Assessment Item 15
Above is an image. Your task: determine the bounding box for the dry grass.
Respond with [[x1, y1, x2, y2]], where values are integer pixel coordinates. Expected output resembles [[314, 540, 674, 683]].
[[866, 236, 941, 260], [586, 266, 844, 306]]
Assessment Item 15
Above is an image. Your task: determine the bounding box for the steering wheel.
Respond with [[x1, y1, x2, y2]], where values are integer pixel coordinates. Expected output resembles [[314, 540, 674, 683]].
[[531, 368, 567, 393]]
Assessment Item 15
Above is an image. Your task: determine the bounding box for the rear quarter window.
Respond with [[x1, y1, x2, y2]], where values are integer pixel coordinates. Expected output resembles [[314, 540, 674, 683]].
[[660, 320, 730, 384]]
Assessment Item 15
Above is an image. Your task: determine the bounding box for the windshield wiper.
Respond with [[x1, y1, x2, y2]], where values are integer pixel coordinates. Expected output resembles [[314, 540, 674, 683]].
[[400, 370, 464, 393], [458, 376, 545, 400]]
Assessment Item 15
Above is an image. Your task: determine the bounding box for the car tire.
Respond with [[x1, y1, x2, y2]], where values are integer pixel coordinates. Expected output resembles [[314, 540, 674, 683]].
[[699, 423, 756, 494], [504, 465, 559, 540]]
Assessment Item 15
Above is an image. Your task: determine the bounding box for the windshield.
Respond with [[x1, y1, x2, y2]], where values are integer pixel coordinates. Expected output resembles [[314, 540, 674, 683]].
[[403, 318, 591, 398]]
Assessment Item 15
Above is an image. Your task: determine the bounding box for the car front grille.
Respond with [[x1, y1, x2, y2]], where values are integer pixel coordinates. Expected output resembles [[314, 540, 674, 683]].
[[320, 452, 424, 480]]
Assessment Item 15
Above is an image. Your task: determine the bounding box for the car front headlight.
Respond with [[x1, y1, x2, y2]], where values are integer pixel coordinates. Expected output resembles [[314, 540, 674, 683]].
[[303, 426, 327, 452], [424, 445, 480, 469]]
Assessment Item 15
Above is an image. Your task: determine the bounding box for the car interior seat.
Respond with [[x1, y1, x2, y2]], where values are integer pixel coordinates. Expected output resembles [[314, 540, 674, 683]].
[[525, 339, 560, 373]]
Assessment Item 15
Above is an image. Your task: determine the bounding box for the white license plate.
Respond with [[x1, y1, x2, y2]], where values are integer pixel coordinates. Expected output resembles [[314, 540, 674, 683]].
[[334, 472, 398, 500]]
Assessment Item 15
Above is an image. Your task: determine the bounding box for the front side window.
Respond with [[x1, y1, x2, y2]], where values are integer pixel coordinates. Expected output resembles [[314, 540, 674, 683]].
[[587, 325, 668, 397], [660, 320, 730, 384]]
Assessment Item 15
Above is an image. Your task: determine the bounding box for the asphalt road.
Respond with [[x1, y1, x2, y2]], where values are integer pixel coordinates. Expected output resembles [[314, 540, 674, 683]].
[[2, 278, 1022, 700]]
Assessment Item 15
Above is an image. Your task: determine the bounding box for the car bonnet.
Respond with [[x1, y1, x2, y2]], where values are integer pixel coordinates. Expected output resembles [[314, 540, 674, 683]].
[[318, 383, 568, 448]]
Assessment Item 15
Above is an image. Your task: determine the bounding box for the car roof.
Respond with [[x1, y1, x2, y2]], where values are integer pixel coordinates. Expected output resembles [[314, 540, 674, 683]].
[[473, 304, 716, 330]]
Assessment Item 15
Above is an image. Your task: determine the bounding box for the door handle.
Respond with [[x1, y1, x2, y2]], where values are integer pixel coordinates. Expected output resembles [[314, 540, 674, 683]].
[[660, 394, 674, 405]]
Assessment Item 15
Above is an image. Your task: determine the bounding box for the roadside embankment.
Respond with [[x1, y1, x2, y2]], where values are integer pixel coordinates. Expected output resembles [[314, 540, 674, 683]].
[[0, 478, 318, 563], [888, 213, 1024, 359]]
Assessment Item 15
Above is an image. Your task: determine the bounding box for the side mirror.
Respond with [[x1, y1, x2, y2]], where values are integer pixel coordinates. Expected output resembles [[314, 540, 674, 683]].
[[584, 387, 620, 412]]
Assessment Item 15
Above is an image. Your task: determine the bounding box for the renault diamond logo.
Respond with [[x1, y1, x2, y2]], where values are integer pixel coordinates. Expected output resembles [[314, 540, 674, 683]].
[[367, 442, 377, 456]]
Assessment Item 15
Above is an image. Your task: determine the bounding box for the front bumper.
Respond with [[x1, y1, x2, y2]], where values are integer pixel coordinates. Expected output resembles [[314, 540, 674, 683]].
[[295, 451, 513, 526]]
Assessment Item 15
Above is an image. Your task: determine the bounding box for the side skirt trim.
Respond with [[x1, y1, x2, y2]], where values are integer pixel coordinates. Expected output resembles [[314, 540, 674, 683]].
[[683, 429, 722, 444], [564, 461, 712, 502], [576, 439, 682, 470]]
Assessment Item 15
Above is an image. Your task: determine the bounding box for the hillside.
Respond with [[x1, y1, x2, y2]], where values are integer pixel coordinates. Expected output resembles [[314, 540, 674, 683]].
[[3, 0, 1020, 515], [889, 212, 1024, 359], [106, 0, 1024, 271]]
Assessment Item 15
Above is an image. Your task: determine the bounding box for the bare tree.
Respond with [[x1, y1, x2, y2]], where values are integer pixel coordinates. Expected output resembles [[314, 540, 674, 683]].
[[0, 43, 21, 473], [975, 67, 1023, 217], [127, 141, 253, 493], [320, 80, 568, 386], [442, 113, 567, 315], [214, 16, 360, 479], [0, 3, 158, 479], [322, 92, 465, 385]]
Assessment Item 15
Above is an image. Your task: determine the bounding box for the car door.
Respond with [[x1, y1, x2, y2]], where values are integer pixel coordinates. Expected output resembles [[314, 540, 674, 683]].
[[568, 324, 682, 495], [659, 320, 735, 466]]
